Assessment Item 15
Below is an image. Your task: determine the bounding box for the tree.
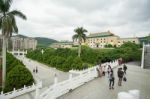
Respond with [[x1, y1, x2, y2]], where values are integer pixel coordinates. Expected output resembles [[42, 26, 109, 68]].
[[72, 27, 87, 57], [0, 0, 27, 89]]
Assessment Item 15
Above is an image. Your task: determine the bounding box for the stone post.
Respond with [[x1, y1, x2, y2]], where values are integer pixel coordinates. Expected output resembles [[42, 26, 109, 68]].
[[35, 85, 39, 99], [141, 42, 145, 68], [54, 74, 58, 84], [117, 92, 134, 99], [129, 90, 140, 99]]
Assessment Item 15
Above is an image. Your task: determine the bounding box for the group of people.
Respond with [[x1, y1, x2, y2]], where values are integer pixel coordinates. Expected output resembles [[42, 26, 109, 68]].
[[33, 66, 38, 73], [97, 63, 127, 90]]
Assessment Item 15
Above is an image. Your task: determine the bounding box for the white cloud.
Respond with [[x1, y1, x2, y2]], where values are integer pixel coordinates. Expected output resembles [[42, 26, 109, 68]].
[[10, 0, 150, 41]]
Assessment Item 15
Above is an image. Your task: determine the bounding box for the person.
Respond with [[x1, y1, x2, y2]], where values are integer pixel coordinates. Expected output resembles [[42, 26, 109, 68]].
[[35, 66, 38, 73], [102, 65, 106, 76], [117, 68, 124, 86], [109, 69, 115, 89], [118, 58, 123, 66], [96, 67, 100, 77], [99, 64, 103, 77], [33, 69, 35, 73], [123, 64, 127, 74], [107, 65, 112, 77]]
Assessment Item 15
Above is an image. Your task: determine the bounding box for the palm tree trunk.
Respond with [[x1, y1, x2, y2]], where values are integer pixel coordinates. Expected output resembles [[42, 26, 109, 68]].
[[2, 36, 6, 89], [78, 42, 81, 57]]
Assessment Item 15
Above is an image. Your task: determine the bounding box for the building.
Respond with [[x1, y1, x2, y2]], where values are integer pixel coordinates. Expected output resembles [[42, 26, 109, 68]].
[[11, 36, 24, 50], [11, 36, 37, 50], [86, 31, 119, 48], [24, 38, 37, 50], [50, 41, 73, 49], [73, 30, 140, 48]]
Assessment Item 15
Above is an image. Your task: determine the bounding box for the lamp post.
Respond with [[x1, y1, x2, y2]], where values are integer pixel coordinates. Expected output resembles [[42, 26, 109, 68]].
[[41, 49, 44, 54]]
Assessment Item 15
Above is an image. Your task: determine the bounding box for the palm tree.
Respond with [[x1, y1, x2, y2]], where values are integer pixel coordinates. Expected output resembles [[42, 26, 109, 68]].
[[72, 27, 87, 57], [0, 0, 27, 89]]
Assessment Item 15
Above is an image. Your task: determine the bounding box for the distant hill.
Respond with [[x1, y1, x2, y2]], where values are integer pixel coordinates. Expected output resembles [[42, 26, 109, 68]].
[[12, 34, 27, 38], [35, 37, 58, 47]]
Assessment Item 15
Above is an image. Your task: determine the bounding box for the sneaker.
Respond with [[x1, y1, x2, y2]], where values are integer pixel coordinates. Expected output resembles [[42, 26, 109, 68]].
[[109, 87, 111, 89], [112, 87, 114, 89]]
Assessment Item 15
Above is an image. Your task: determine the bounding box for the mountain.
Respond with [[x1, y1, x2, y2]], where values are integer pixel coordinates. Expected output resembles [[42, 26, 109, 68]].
[[35, 37, 58, 47]]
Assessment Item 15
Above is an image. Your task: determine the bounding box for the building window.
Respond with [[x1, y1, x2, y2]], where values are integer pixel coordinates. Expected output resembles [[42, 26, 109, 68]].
[[111, 40, 113, 42]]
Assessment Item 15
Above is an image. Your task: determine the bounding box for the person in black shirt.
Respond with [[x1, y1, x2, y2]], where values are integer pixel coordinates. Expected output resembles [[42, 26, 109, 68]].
[[123, 64, 127, 74], [117, 68, 124, 86]]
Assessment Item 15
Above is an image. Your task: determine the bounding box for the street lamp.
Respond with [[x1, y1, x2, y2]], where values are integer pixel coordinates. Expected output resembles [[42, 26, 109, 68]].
[[41, 49, 44, 54]]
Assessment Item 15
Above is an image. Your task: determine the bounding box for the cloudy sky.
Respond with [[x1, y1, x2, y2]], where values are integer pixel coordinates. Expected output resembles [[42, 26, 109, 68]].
[[11, 0, 150, 41]]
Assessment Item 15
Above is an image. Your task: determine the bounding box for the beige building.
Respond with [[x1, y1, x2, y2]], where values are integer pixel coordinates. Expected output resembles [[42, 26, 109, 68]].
[[11, 36, 37, 50], [86, 31, 119, 48], [50, 41, 73, 49], [117, 37, 139, 47], [73, 30, 140, 48]]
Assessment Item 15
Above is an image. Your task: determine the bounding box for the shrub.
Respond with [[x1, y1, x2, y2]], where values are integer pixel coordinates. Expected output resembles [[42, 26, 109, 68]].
[[71, 57, 83, 70], [4, 65, 34, 92]]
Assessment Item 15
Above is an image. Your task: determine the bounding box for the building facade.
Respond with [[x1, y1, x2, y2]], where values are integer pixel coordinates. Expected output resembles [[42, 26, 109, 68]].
[[73, 30, 140, 48], [50, 41, 73, 49], [11, 36, 37, 50]]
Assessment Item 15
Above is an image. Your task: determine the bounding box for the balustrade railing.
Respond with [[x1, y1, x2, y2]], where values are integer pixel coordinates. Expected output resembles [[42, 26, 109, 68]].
[[0, 80, 42, 99]]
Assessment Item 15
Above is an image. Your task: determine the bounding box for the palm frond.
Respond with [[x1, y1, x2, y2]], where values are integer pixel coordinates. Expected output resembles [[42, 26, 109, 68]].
[[8, 10, 27, 20], [72, 34, 78, 40], [0, 0, 12, 13], [12, 15, 18, 33]]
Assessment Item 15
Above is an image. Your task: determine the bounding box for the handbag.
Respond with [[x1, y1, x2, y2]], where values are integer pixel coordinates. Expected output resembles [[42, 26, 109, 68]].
[[123, 76, 127, 82]]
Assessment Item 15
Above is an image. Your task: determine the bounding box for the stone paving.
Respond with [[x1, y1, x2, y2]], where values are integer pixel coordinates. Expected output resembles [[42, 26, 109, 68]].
[[58, 63, 150, 99]]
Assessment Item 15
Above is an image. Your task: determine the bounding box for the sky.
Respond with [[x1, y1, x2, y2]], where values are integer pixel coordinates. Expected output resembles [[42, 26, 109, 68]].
[[11, 0, 150, 41]]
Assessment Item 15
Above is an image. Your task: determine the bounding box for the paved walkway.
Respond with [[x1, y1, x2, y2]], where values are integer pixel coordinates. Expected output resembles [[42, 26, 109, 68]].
[[13, 56, 69, 99], [58, 63, 150, 99]]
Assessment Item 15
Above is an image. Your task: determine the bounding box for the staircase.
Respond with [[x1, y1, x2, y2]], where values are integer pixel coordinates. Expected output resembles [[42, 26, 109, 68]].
[[144, 46, 150, 69]]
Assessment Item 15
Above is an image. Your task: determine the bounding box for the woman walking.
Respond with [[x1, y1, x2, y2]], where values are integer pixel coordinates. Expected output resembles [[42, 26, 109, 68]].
[[107, 65, 112, 77]]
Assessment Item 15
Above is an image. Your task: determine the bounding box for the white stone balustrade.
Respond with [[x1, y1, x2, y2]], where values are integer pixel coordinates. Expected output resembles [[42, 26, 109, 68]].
[[39, 60, 118, 99], [69, 60, 118, 75], [9, 50, 27, 56], [118, 89, 140, 99], [0, 80, 42, 99]]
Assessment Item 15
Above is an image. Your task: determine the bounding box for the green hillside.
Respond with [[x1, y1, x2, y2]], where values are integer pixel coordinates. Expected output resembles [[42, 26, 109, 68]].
[[35, 37, 58, 47]]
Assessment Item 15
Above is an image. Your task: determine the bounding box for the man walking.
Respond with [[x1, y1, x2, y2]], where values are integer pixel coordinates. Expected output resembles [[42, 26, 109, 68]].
[[117, 68, 124, 86]]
